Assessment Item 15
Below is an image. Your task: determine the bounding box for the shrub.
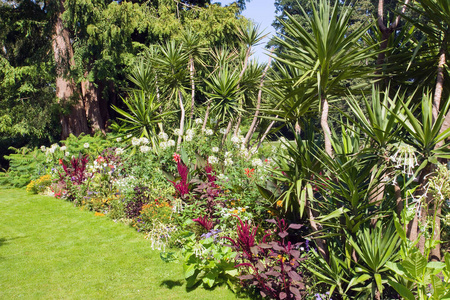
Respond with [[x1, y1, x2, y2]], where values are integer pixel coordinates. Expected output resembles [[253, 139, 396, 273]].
[[26, 174, 52, 194]]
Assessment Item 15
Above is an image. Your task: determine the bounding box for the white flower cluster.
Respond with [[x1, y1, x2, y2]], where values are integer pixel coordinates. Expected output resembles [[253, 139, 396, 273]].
[[212, 146, 219, 153], [194, 118, 203, 125], [131, 137, 149, 146], [251, 158, 263, 168], [42, 144, 60, 155], [174, 128, 182, 136], [158, 132, 169, 141], [140, 145, 151, 153], [203, 127, 213, 136], [208, 155, 219, 164], [159, 139, 176, 150], [390, 143, 419, 176], [116, 137, 122, 142], [219, 128, 227, 134], [84, 143, 90, 149], [115, 147, 124, 155], [184, 129, 195, 142]]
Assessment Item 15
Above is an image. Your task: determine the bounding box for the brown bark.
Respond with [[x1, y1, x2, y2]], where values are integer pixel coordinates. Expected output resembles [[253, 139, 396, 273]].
[[177, 91, 185, 151], [233, 46, 252, 137], [189, 56, 195, 121], [202, 102, 210, 131], [81, 74, 105, 134], [432, 34, 447, 124], [221, 120, 233, 147], [394, 184, 403, 219], [376, 0, 410, 77], [257, 117, 278, 150], [244, 53, 272, 147], [52, 0, 88, 138], [321, 97, 333, 157]]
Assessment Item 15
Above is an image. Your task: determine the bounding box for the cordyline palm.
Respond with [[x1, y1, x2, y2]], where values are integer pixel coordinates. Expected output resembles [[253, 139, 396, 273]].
[[233, 21, 266, 136], [151, 41, 189, 149], [203, 64, 243, 126], [181, 29, 207, 121], [273, 0, 376, 157], [111, 90, 172, 150]]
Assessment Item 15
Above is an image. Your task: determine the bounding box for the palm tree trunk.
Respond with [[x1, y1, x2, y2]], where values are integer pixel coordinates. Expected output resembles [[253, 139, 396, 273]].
[[177, 91, 185, 150], [321, 96, 333, 157], [189, 56, 195, 121], [307, 204, 329, 263], [202, 102, 210, 131], [257, 117, 278, 150], [244, 54, 272, 147], [222, 120, 233, 147]]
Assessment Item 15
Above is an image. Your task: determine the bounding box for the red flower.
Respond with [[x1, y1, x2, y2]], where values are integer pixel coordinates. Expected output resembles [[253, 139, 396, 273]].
[[58, 159, 63, 165], [172, 153, 181, 163], [244, 168, 255, 178]]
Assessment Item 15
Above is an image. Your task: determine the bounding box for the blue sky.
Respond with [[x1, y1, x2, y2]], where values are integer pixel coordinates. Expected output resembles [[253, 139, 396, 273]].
[[212, 0, 277, 63]]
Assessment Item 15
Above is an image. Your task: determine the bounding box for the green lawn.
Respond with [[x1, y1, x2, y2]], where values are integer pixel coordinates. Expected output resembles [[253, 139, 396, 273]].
[[0, 189, 238, 299]]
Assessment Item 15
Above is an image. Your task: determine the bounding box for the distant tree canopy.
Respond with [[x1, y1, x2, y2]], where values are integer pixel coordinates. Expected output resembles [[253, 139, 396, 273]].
[[0, 0, 250, 151]]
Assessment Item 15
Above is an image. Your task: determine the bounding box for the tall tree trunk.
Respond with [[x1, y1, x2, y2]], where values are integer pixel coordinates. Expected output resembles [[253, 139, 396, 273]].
[[376, 0, 410, 80], [52, 0, 88, 138], [244, 53, 272, 147], [222, 120, 233, 147], [321, 96, 333, 157], [257, 117, 278, 150], [81, 73, 105, 134], [430, 32, 448, 261], [202, 102, 210, 131], [189, 56, 196, 121], [177, 91, 185, 151], [307, 204, 329, 263]]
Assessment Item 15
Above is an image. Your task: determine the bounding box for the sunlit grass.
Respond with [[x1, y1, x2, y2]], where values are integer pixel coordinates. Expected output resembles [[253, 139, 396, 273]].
[[0, 189, 238, 299]]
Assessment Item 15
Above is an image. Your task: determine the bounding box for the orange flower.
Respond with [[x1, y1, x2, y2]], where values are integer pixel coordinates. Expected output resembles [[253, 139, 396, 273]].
[[241, 208, 246, 212], [244, 168, 255, 178], [276, 200, 283, 207]]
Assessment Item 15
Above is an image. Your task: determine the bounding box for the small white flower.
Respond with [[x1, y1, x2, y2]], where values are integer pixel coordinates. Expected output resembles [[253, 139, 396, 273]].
[[167, 140, 176, 147], [140, 145, 150, 153], [65, 151, 70, 156], [115, 148, 124, 155], [194, 118, 203, 125], [184, 135, 193, 142], [186, 129, 195, 136], [40, 145, 46, 152], [83, 143, 90, 149], [159, 142, 168, 150], [224, 157, 233, 166], [140, 137, 149, 145], [126, 134, 132, 138], [116, 137, 122, 142], [250, 146, 258, 155], [225, 151, 232, 158], [231, 135, 240, 144], [251, 158, 263, 167], [158, 132, 168, 141], [219, 128, 227, 134], [300, 247, 305, 251], [131, 137, 140, 146], [212, 147, 219, 153], [208, 155, 219, 164], [205, 128, 213, 136], [60, 146, 66, 151], [174, 128, 182, 136]]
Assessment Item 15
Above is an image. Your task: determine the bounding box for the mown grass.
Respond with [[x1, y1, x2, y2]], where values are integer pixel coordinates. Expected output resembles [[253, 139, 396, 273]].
[[0, 189, 239, 299]]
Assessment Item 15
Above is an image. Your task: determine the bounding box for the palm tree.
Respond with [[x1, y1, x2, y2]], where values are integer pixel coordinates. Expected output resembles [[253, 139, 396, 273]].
[[273, 0, 376, 157]]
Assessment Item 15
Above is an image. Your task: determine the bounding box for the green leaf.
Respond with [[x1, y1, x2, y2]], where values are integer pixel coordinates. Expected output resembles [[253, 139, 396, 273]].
[[387, 280, 415, 300], [184, 263, 196, 279]]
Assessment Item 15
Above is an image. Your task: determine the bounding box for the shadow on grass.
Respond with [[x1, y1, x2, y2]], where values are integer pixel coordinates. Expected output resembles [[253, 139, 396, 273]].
[[160, 280, 184, 289], [0, 238, 6, 247]]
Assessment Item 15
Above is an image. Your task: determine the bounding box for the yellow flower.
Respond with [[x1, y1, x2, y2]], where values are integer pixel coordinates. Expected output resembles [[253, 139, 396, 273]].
[[233, 209, 239, 214], [241, 208, 246, 212], [231, 201, 235, 206], [94, 212, 105, 217], [276, 200, 283, 207]]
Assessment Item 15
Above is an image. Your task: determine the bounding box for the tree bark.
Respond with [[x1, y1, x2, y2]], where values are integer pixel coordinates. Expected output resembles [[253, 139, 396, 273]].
[[52, 0, 88, 138], [321, 96, 333, 157], [202, 102, 211, 131], [81, 74, 105, 134], [257, 117, 278, 150], [177, 91, 185, 150], [189, 56, 196, 122], [244, 53, 272, 147], [307, 204, 329, 264]]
